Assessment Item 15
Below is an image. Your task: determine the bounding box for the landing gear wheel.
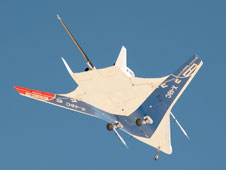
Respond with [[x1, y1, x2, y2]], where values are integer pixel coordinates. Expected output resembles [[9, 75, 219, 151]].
[[106, 123, 113, 131], [136, 118, 143, 126], [154, 155, 159, 160]]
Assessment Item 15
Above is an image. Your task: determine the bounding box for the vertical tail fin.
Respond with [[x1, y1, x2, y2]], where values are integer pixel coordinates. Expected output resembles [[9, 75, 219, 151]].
[[115, 46, 135, 77], [115, 46, 127, 68]]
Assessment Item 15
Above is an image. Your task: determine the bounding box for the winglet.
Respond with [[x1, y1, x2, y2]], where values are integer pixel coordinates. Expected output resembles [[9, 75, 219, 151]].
[[61, 57, 73, 75]]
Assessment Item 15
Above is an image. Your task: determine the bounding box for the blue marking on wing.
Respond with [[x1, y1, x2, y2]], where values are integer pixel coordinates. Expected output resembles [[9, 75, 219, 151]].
[[114, 55, 202, 138], [46, 55, 202, 139], [47, 94, 117, 122], [48, 95, 97, 116]]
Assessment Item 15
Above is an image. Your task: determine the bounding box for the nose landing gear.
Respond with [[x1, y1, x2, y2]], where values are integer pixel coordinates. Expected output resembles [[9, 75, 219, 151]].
[[154, 147, 161, 160]]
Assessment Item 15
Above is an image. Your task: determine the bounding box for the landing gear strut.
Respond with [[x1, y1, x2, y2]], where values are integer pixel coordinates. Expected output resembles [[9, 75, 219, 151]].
[[154, 147, 160, 160], [106, 122, 128, 148]]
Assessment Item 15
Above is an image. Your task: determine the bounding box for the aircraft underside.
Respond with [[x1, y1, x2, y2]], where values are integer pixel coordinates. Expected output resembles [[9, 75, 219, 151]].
[[14, 14, 203, 160]]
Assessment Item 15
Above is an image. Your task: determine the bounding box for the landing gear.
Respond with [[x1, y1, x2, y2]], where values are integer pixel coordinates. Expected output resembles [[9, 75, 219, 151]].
[[106, 122, 123, 131], [106, 121, 128, 148], [136, 118, 143, 126], [135, 116, 153, 126], [106, 123, 114, 131], [154, 147, 160, 160]]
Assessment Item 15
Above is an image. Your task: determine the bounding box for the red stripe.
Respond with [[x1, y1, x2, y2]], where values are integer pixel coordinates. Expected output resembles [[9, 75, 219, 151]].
[[14, 86, 55, 100]]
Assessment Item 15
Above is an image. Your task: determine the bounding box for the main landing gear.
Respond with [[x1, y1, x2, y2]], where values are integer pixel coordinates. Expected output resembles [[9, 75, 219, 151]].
[[106, 122, 128, 148], [106, 122, 123, 131], [136, 116, 153, 126]]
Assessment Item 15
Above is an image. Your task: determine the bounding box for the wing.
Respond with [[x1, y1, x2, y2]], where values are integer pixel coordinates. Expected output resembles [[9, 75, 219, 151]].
[[14, 86, 99, 118], [119, 55, 203, 154], [14, 65, 166, 122], [62, 66, 168, 117], [15, 54, 203, 155]]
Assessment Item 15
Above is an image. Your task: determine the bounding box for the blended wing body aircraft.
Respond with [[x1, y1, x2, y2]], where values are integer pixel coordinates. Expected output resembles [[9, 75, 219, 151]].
[[14, 15, 203, 160]]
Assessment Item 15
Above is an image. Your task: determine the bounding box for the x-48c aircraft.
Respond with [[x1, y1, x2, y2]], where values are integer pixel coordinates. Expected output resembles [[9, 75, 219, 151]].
[[14, 15, 203, 160]]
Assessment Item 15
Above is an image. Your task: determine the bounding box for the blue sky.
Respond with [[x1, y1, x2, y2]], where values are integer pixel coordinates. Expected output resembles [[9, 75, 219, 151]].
[[1, 0, 225, 169]]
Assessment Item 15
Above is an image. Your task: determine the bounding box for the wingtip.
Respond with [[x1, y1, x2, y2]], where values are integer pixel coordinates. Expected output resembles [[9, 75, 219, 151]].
[[187, 135, 190, 140], [14, 85, 29, 95], [14, 86, 56, 100], [14, 85, 22, 93], [61, 57, 73, 74]]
